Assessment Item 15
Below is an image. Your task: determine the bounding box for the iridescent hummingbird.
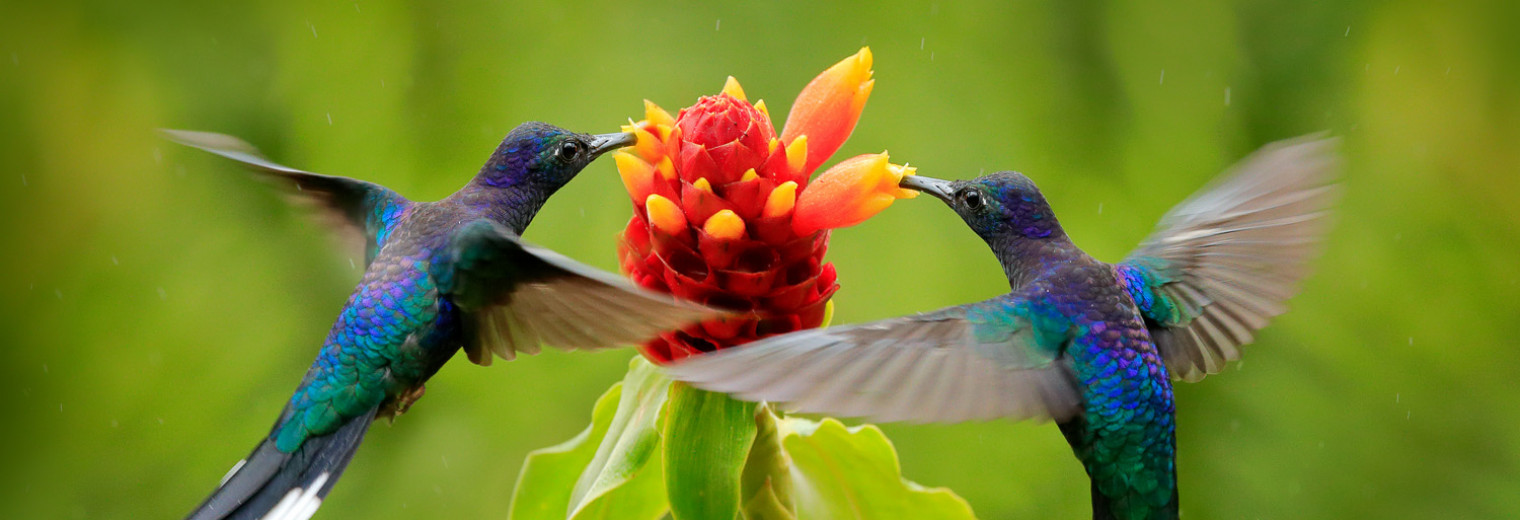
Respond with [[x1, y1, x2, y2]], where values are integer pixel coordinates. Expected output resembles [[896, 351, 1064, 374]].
[[165, 122, 723, 520], [667, 136, 1339, 519]]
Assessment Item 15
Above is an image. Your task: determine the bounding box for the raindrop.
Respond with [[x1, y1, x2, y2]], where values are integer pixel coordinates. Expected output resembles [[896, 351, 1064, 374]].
[[327, 112, 334, 125], [715, 19, 720, 31], [1224, 87, 1231, 106], [1159, 69, 1165, 85], [1407, 337, 1412, 346], [153, 147, 162, 165], [920, 37, 925, 50], [441, 455, 450, 469], [157, 287, 168, 300], [1344, 26, 1350, 37], [59, 403, 63, 412], [111, 419, 119, 428], [158, 418, 164, 424], [112, 255, 119, 265], [43, 364, 48, 374], [1318, 441, 1325, 449], [1405, 411, 1410, 420], [21, 174, 27, 186], [10, 52, 16, 65], [309, 21, 318, 38], [1229, 419, 1240, 431], [930, 52, 935, 61], [54, 289, 63, 300], [381, 79, 386, 88], [1394, 65, 1400, 75], [349, 258, 356, 270], [1395, 393, 1400, 403], [1394, 232, 1401, 241], [354, 2, 360, 12], [1445, 67, 1451, 76], [1097, 202, 1103, 215]]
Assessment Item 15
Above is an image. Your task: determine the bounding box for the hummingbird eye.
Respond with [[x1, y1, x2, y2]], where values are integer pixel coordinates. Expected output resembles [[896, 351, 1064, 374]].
[[957, 188, 984, 210], [557, 140, 586, 161]]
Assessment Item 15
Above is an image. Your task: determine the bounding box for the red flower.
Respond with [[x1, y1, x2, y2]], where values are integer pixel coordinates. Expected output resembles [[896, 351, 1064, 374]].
[[616, 48, 917, 363]]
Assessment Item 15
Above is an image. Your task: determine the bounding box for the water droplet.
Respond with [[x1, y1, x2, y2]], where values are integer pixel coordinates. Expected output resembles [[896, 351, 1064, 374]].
[[1407, 337, 1412, 346], [1224, 87, 1231, 106], [349, 258, 356, 270], [1097, 202, 1103, 215], [327, 112, 333, 125], [1406, 411, 1410, 420], [1395, 393, 1400, 403], [354, 2, 361, 12], [157, 287, 167, 300], [54, 289, 63, 300], [1344, 26, 1350, 37], [111, 419, 119, 428], [158, 418, 164, 424], [153, 147, 162, 165], [43, 364, 48, 373], [441, 455, 450, 469], [715, 19, 720, 31], [1159, 69, 1165, 85], [111, 256, 119, 265], [309, 21, 318, 38], [1394, 65, 1401, 75], [920, 37, 925, 50]]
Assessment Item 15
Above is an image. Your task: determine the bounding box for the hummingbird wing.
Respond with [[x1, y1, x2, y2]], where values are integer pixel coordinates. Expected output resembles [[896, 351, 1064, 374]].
[[664, 294, 1083, 424], [436, 219, 726, 365], [1118, 135, 1340, 382], [161, 129, 411, 265]]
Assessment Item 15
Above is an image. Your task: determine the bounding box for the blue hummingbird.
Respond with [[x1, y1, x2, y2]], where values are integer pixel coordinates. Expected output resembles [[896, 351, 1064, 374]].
[[666, 136, 1339, 519], [164, 122, 723, 520]]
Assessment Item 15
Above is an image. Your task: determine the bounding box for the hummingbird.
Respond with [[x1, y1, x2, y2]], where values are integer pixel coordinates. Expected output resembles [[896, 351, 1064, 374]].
[[165, 122, 723, 520], [666, 136, 1339, 519]]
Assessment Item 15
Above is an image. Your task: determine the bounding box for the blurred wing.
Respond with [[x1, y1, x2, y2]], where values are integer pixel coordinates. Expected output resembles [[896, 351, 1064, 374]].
[[162, 129, 410, 264], [436, 219, 726, 366], [665, 295, 1082, 424], [1119, 135, 1340, 382]]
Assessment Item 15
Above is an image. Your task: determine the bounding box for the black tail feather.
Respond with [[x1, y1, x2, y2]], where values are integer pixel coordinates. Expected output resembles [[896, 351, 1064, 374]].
[[186, 407, 378, 520]]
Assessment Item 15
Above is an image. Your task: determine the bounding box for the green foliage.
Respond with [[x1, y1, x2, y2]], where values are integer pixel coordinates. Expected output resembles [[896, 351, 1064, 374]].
[[507, 357, 976, 519], [662, 383, 757, 520], [510, 358, 670, 520], [777, 417, 978, 520]]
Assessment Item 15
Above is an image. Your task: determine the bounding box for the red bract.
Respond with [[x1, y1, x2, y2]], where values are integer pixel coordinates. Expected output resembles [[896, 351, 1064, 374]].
[[616, 48, 916, 363]]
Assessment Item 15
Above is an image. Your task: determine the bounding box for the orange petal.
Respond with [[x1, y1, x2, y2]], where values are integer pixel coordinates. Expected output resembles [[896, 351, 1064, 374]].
[[763, 181, 798, 218], [791, 152, 916, 235], [645, 194, 688, 236], [703, 209, 746, 240], [644, 99, 675, 128], [632, 125, 666, 163], [740, 168, 759, 182], [615, 152, 657, 202], [780, 47, 874, 175]]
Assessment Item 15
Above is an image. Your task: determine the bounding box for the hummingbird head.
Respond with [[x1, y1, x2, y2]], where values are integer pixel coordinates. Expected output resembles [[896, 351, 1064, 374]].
[[900, 171, 1065, 243], [475, 121, 635, 193]]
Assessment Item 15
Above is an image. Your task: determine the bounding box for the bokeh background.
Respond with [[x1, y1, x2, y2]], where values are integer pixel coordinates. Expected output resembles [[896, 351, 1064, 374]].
[[3, 0, 1518, 518]]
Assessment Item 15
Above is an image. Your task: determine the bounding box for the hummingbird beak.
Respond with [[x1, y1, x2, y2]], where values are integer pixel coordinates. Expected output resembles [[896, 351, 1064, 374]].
[[899, 174, 956, 204], [588, 132, 638, 157]]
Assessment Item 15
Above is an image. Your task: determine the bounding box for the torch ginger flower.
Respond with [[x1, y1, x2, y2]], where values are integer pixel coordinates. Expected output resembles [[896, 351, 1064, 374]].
[[615, 48, 917, 363]]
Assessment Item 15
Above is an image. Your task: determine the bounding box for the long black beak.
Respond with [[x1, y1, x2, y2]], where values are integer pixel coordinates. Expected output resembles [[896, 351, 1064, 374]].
[[589, 132, 638, 157], [899, 174, 956, 203]]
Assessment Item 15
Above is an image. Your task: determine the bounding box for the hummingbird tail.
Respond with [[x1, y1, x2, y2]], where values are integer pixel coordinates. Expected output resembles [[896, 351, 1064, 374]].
[[185, 406, 378, 520]]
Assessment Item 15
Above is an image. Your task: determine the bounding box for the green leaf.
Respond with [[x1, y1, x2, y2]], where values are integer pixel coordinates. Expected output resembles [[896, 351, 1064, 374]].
[[506, 357, 671, 520], [778, 417, 978, 520], [662, 383, 758, 520]]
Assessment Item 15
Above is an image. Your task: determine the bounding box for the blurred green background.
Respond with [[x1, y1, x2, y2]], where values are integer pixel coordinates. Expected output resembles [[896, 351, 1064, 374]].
[[3, 0, 1518, 518]]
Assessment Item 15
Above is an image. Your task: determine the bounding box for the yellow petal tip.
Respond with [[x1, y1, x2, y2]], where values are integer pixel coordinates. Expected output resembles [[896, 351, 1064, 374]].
[[703, 209, 746, 240], [722, 76, 747, 102], [645, 194, 687, 235]]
